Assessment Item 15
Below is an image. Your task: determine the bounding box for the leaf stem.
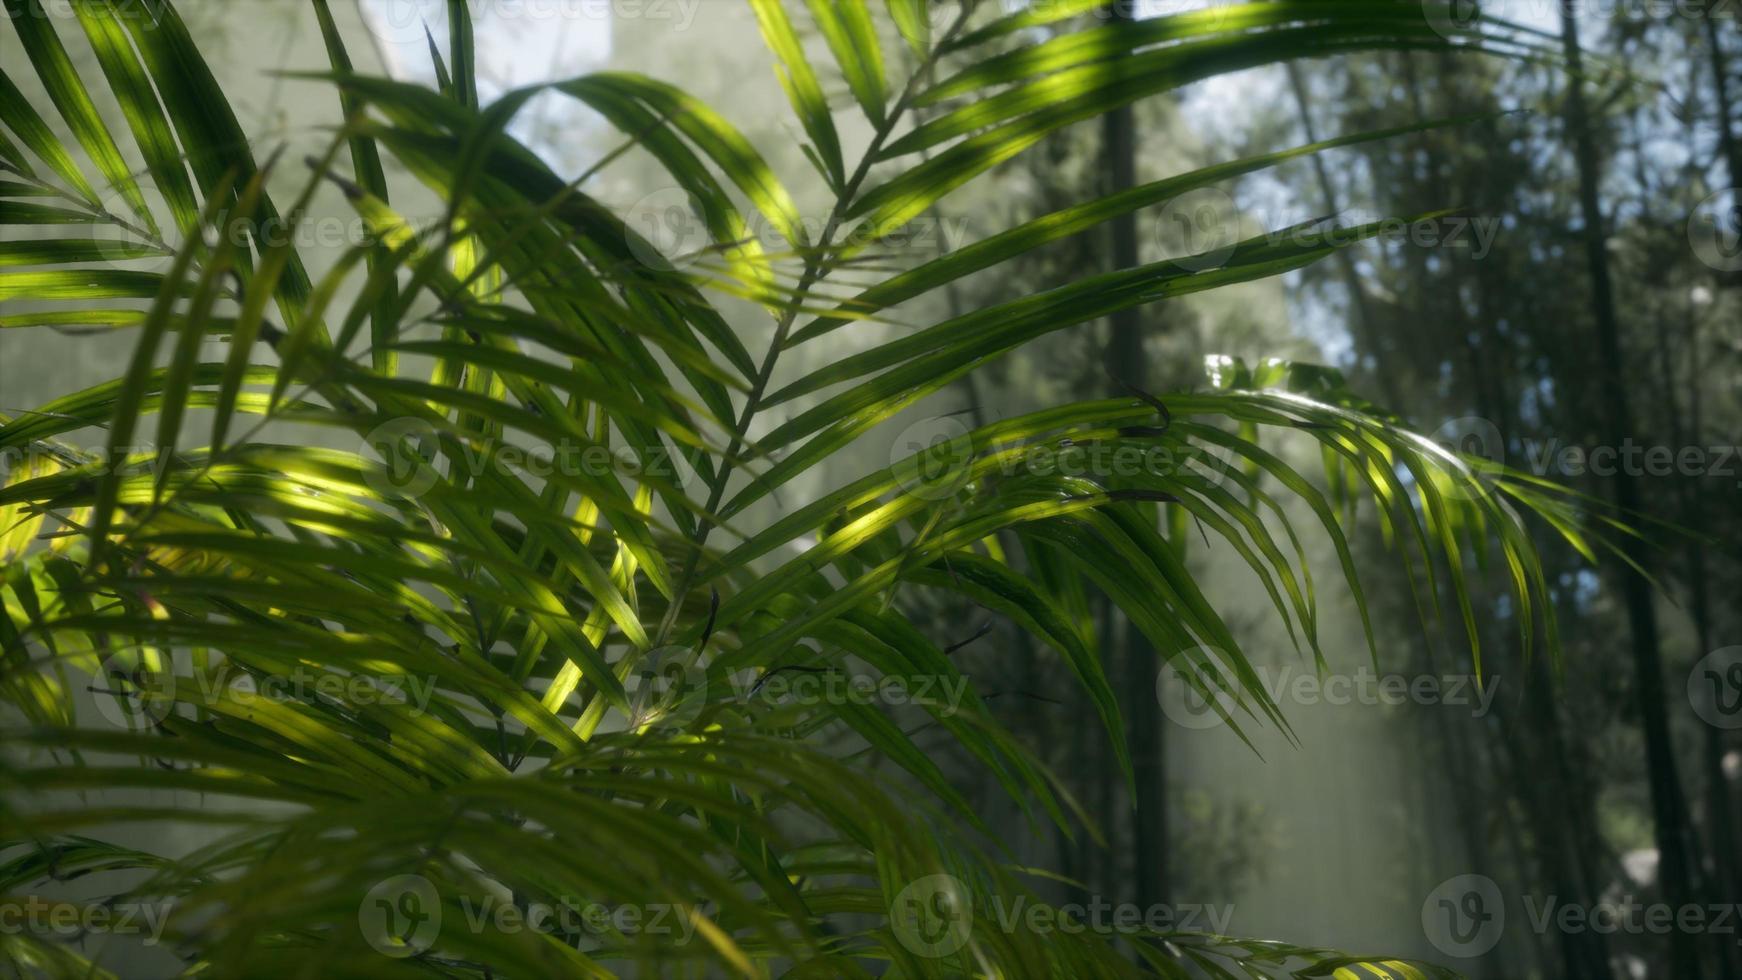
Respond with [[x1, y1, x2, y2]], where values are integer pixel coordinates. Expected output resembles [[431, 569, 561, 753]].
[[648, 5, 976, 648]]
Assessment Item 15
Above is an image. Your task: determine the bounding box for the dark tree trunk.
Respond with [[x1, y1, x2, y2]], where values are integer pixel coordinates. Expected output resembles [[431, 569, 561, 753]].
[[1100, 0, 1167, 915], [1705, 10, 1742, 196], [1558, 7, 1700, 976], [1284, 61, 1403, 411]]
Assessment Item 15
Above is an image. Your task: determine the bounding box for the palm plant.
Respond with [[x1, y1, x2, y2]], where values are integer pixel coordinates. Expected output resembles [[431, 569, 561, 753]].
[[0, 0, 1612, 976]]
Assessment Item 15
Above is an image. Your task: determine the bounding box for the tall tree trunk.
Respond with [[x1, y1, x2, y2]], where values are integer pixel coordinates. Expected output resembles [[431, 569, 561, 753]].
[[1558, 8, 1700, 976], [1694, 25, 1742, 972], [1100, 0, 1167, 914], [1468, 108, 1620, 977], [1662, 296, 1742, 980], [1470, 271, 1614, 977], [1283, 62, 1403, 410], [1705, 10, 1742, 195]]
